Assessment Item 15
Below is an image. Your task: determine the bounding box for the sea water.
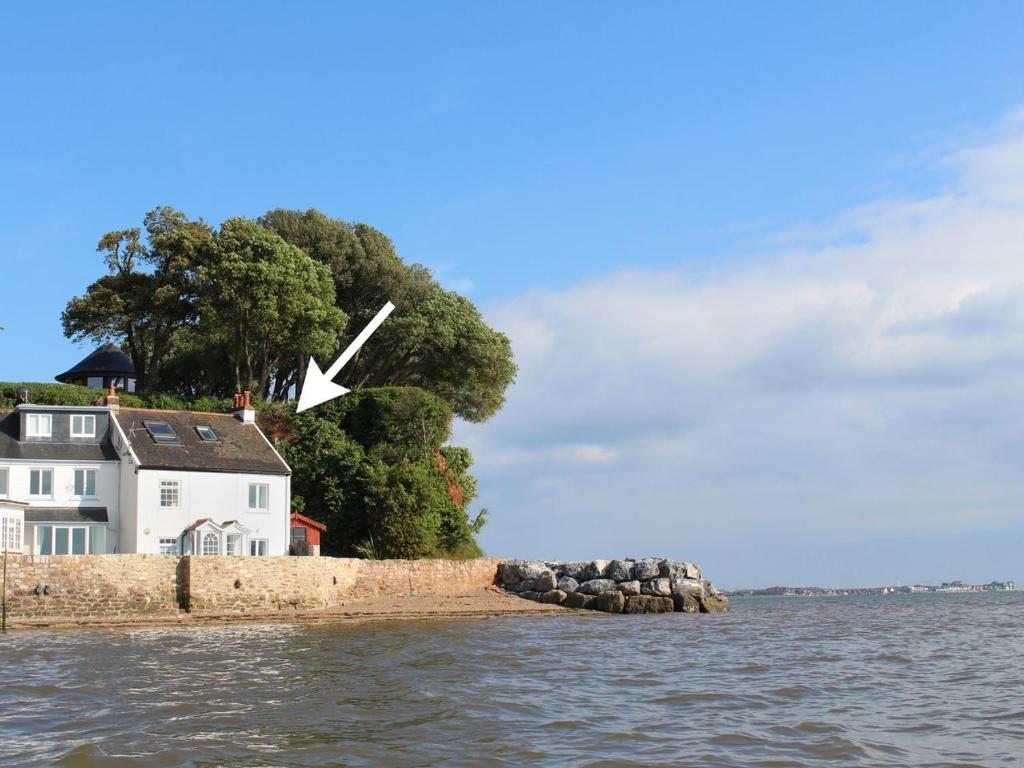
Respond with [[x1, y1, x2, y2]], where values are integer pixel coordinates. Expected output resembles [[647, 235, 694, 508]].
[[1, 592, 1021, 766]]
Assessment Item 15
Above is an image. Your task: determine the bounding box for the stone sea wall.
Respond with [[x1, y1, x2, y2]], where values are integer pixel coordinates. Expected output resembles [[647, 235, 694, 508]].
[[186, 555, 502, 612], [0, 554, 727, 627], [496, 558, 729, 614], [1, 554, 502, 626], [1, 554, 182, 623]]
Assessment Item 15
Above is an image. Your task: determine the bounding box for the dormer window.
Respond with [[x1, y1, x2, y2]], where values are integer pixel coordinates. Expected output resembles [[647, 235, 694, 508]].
[[144, 421, 180, 444], [26, 413, 52, 438], [71, 414, 96, 438], [195, 426, 218, 442]]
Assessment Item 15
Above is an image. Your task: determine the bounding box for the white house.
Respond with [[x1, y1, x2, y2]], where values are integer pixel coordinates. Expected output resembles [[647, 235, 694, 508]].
[[0, 389, 292, 556]]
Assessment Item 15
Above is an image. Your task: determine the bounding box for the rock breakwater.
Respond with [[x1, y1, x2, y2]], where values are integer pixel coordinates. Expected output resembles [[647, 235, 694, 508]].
[[496, 558, 729, 614]]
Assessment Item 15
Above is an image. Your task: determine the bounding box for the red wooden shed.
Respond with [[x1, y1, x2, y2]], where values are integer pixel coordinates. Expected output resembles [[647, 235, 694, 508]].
[[290, 511, 327, 553]]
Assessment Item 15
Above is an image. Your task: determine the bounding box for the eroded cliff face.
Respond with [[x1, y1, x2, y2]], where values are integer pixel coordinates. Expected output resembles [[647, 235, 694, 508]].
[[495, 558, 730, 614]]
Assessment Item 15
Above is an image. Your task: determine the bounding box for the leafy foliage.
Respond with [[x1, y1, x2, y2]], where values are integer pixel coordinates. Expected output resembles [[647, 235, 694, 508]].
[[0, 381, 230, 412], [196, 217, 346, 395], [277, 388, 484, 558], [61, 207, 211, 392], [261, 209, 516, 421]]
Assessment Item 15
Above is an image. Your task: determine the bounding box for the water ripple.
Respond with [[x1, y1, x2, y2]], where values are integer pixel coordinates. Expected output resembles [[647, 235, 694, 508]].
[[1, 592, 1023, 766]]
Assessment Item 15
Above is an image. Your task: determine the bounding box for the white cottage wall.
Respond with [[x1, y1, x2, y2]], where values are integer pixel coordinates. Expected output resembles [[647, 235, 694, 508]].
[[132, 469, 290, 555], [0, 459, 120, 553]]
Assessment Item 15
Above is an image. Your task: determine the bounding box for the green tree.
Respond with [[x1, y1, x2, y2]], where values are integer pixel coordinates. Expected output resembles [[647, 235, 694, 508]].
[[260, 209, 516, 421], [61, 206, 211, 391], [196, 218, 346, 397], [277, 388, 485, 558], [277, 410, 367, 554]]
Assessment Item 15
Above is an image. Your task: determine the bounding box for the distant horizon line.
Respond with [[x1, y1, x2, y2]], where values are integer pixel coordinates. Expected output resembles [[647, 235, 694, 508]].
[[727, 579, 1016, 595]]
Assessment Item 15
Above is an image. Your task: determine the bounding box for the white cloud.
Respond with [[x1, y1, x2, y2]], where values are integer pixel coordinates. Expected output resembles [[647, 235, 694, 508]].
[[457, 110, 1024, 587]]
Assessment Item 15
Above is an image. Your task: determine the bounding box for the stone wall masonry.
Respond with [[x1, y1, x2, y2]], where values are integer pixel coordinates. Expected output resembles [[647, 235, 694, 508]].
[[0, 554, 504, 626], [1, 554, 181, 623], [184, 556, 503, 613], [496, 558, 730, 614]]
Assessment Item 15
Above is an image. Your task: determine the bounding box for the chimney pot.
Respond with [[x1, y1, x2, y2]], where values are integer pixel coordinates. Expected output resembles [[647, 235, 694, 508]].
[[234, 390, 256, 423], [104, 383, 120, 410]]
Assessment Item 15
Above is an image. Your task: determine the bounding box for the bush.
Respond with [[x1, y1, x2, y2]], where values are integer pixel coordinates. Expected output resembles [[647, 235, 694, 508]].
[[0, 382, 233, 412]]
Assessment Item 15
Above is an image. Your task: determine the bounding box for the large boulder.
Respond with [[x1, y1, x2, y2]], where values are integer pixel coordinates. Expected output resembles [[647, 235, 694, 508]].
[[671, 578, 704, 598], [605, 560, 633, 582], [580, 560, 611, 581], [557, 576, 580, 593], [699, 595, 730, 613], [594, 591, 625, 613], [540, 589, 567, 605], [564, 591, 596, 610], [557, 561, 589, 579], [496, 561, 520, 585], [658, 560, 701, 582], [631, 559, 661, 580], [534, 570, 558, 592], [673, 593, 701, 613], [578, 578, 617, 595], [517, 561, 548, 582], [519, 591, 540, 602], [641, 578, 672, 596], [623, 595, 675, 613], [616, 580, 641, 596]]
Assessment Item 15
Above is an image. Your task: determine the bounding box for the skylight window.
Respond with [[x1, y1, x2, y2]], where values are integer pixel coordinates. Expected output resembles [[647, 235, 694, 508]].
[[195, 426, 218, 442], [144, 421, 180, 444]]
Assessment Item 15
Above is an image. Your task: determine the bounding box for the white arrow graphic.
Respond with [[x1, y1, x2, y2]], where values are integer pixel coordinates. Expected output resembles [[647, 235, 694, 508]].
[[296, 301, 396, 412]]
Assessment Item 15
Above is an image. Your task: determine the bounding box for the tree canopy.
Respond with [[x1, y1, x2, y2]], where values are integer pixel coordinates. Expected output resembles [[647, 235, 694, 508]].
[[261, 209, 515, 421], [59, 205, 516, 558], [196, 217, 345, 395], [61, 207, 210, 391]]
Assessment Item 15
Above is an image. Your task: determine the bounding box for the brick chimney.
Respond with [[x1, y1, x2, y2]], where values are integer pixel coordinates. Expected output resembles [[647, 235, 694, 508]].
[[104, 384, 120, 410], [234, 390, 256, 423]]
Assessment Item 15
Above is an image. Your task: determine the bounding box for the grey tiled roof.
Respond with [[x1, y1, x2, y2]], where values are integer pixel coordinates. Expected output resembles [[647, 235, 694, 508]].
[[25, 507, 108, 523], [115, 409, 289, 476], [0, 410, 118, 462]]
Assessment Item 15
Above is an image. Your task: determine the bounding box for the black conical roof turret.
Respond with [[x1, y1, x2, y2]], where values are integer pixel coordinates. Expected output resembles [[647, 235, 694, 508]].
[[56, 343, 136, 383]]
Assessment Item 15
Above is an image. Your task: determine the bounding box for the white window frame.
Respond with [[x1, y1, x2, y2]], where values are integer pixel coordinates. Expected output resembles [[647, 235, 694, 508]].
[[26, 413, 52, 438], [201, 531, 220, 556], [36, 524, 95, 555], [73, 468, 98, 498], [158, 537, 178, 555], [248, 483, 269, 512], [29, 468, 54, 498], [0, 467, 8, 498], [1, 509, 23, 553], [159, 480, 180, 508], [225, 533, 242, 556], [250, 538, 269, 556], [70, 414, 97, 438]]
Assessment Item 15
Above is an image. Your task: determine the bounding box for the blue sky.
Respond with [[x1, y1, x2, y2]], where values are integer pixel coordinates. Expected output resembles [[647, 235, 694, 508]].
[[3, 3, 1024, 586]]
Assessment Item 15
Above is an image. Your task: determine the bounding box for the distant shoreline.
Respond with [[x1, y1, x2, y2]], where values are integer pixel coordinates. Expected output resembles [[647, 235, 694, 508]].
[[729, 580, 1016, 597]]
